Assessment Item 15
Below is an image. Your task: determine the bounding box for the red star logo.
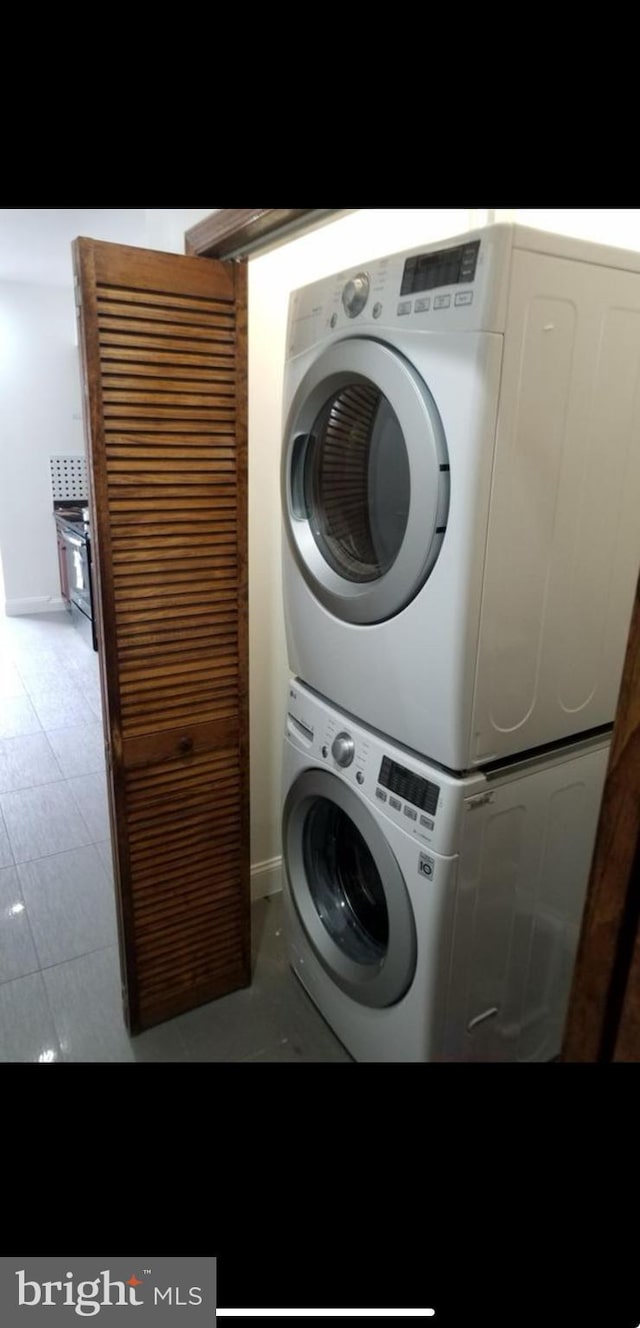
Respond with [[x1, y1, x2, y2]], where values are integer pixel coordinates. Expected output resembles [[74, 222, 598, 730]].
[[127, 1276, 143, 1287]]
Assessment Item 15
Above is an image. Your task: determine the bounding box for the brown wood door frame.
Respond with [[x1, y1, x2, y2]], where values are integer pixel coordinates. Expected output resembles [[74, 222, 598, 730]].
[[185, 208, 348, 261], [563, 566, 640, 1062]]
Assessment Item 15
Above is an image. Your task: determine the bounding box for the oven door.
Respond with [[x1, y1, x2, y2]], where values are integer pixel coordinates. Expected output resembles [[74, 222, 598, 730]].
[[62, 529, 91, 617], [61, 528, 96, 649]]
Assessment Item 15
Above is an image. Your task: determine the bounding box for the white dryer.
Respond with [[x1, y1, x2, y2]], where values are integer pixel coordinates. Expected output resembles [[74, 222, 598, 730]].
[[281, 223, 640, 769], [282, 679, 610, 1062]]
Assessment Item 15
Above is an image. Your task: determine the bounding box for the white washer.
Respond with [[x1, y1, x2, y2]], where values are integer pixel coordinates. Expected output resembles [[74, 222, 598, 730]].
[[282, 223, 640, 769], [282, 679, 610, 1063]]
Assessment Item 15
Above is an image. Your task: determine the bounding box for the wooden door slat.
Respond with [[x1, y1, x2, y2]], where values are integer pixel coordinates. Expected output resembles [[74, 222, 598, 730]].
[[98, 307, 236, 336], [102, 389, 236, 408], [100, 345, 234, 368], [130, 842, 242, 884], [102, 377, 236, 397], [128, 824, 241, 860], [102, 402, 236, 419], [107, 448, 236, 465], [99, 322, 235, 346], [102, 368, 235, 387], [98, 336, 235, 360], [133, 869, 243, 908], [97, 285, 234, 314]]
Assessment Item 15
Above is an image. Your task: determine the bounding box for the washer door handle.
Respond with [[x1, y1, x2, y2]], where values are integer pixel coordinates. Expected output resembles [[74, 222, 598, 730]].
[[467, 1007, 499, 1032]]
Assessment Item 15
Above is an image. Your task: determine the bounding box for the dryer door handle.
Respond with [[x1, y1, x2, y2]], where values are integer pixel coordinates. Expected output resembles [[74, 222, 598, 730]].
[[290, 433, 313, 519]]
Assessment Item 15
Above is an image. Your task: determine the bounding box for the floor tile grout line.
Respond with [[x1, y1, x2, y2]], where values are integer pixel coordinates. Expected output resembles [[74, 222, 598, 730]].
[[40, 945, 134, 1066], [39, 728, 66, 783], [2, 967, 64, 1064], [15, 858, 116, 978], [26, 704, 101, 731], [10, 838, 112, 870], [36, 961, 66, 1063], [37, 939, 119, 978], [63, 772, 109, 845], [0, 722, 69, 796], [0, 960, 42, 989], [0, 766, 106, 806], [2, 870, 48, 993], [0, 693, 44, 740], [0, 772, 75, 798], [0, 798, 16, 867]]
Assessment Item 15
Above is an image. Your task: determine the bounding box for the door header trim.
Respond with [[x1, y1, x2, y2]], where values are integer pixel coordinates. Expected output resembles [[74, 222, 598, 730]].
[[185, 209, 351, 261]]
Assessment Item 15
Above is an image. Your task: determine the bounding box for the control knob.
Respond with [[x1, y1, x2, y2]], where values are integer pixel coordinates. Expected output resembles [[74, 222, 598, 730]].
[[331, 731, 355, 767], [342, 272, 370, 318]]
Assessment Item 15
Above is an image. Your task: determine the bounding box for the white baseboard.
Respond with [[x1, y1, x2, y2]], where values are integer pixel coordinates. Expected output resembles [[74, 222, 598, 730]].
[[5, 596, 68, 616], [251, 856, 282, 901]]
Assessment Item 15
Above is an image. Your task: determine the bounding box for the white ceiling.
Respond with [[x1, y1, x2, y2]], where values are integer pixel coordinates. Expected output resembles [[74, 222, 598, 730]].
[[0, 210, 148, 286]]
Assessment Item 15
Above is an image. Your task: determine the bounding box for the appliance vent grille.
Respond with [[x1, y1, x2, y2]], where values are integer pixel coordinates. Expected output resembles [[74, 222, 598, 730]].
[[50, 454, 88, 501]]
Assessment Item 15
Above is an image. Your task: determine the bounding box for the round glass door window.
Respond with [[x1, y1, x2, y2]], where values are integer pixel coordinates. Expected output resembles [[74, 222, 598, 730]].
[[303, 796, 389, 965], [303, 383, 411, 584], [283, 337, 449, 625], [283, 768, 417, 1008]]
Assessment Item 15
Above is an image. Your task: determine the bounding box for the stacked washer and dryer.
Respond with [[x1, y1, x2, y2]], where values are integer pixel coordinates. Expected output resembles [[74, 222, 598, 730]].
[[278, 222, 640, 1062]]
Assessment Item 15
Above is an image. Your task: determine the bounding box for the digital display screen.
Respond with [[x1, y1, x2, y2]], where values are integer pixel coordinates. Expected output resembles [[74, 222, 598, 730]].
[[378, 756, 439, 815], [401, 240, 480, 296]]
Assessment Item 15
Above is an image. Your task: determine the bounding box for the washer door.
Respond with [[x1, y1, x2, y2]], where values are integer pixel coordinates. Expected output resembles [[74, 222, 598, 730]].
[[282, 337, 450, 624], [283, 768, 417, 1008]]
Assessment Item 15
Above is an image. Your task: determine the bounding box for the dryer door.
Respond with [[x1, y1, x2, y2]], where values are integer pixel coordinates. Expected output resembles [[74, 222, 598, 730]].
[[283, 768, 417, 1007], [282, 337, 450, 624]]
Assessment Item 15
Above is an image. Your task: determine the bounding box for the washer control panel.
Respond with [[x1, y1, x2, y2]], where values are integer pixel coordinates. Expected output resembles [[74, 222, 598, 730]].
[[372, 754, 440, 838], [285, 680, 487, 857], [286, 685, 442, 843], [378, 754, 439, 816]]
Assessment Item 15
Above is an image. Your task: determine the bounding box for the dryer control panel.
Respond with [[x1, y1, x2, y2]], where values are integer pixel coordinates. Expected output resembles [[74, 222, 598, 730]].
[[285, 223, 514, 359]]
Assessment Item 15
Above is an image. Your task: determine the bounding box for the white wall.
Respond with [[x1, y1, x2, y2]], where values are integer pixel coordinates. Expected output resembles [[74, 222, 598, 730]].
[[144, 209, 215, 253], [0, 211, 213, 613], [0, 282, 84, 613], [0, 211, 148, 615], [247, 209, 478, 878]]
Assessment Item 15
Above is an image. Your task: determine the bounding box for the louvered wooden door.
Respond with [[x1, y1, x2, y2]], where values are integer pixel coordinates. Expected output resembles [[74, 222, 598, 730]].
[[73, 238, 249, 1033]]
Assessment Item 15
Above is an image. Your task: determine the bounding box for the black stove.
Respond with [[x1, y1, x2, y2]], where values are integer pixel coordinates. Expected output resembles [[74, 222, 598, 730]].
[[53, 501, 96, 650]]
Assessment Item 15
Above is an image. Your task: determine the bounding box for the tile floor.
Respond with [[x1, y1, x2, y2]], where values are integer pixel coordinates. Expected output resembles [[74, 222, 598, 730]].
[[0, 611, 350, 1063]]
